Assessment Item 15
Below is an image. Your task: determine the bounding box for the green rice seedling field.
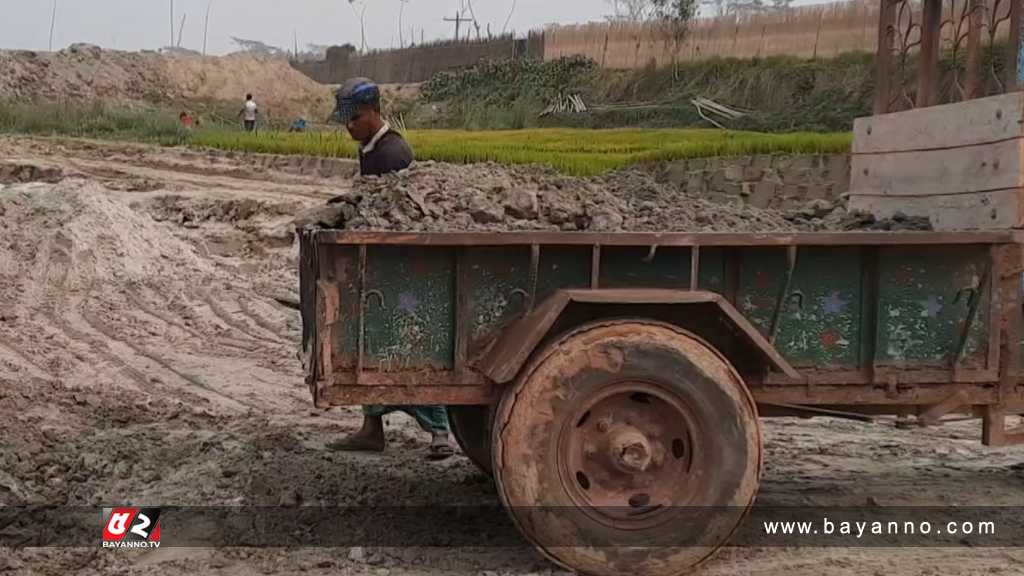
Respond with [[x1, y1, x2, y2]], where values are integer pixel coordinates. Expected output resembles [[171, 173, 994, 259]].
[[0, 100, 851, 177], [190, 128, 852, 176]]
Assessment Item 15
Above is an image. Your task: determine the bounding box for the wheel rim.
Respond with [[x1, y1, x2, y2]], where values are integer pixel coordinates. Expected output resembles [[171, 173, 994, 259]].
[[557, 380, 704, 529]]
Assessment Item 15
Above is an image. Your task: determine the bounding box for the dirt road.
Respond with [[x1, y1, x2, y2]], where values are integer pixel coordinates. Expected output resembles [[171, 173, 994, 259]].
[[1, 137, 1022, 575]]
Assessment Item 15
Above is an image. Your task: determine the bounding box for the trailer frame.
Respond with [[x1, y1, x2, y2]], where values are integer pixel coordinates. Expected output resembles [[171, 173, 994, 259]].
[[300, 229, 1024, 446]]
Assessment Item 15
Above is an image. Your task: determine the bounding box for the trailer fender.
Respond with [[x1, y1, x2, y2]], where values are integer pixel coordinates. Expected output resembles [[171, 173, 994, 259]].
[[474, 288, 800, 384]]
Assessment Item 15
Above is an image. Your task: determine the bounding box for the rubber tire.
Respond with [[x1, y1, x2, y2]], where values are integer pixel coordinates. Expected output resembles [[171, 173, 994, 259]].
[[448, 405, 493, 476], [492, 320, 761, 576]]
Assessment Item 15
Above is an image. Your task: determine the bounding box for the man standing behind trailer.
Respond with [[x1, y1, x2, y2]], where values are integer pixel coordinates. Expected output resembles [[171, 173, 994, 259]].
[[332, 77, 413, 176], [327, 77, 453, 460]]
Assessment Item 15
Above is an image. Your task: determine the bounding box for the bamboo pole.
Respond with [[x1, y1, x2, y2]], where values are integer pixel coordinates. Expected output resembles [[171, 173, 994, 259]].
[[203, 0, 213, 56], [48, 0, 57, 51]]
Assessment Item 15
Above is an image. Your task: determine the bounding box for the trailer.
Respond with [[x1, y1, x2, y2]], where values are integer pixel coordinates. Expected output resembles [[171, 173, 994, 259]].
[[298, 228, 1024, 576]]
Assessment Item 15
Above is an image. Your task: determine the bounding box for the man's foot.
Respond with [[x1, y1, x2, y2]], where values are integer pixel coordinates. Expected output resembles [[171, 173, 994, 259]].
[[327, 415, 385, 452], [427, 433, 455, 461]]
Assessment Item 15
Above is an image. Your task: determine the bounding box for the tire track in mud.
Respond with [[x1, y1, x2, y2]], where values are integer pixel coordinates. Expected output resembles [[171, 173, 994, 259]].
[[238, 296, 299, 344], [27, 237, 152, 392], [125, 288, 309, 409], [40, 305, 151, 392], [77, 292, 261, 413], [194, 289, 290, 347], [125, 288, 261, 355], [36, 236, 249, 410], [65, 157, 338, 201], [0, 336, 51, 380]]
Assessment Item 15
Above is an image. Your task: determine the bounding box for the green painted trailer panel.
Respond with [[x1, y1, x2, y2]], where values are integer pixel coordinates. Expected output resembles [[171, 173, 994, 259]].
[[778, 247, 863, 369], [372, 246, 455, 370], [875, 246, 989, 366], [324, 241, 995, 377], [733, 247, 863, 368], [465, 246, 594, 355], [336, 246, 457, 371], [465, 247, 531, 349]]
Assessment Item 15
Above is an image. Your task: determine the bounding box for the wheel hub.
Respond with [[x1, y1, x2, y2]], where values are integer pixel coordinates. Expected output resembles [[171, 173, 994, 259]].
[[608, 425, 652, 473], [559, 381, 699, 525]]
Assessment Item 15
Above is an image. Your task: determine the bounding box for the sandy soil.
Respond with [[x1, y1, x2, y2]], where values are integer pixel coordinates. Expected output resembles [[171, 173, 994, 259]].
[[1, 136, 1023, 576], [0, 46, 334, 122]]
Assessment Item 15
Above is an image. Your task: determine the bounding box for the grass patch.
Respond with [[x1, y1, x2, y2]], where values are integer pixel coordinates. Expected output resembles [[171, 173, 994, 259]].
[[190, 128, 851, 176], [0, 100, 190, 144]]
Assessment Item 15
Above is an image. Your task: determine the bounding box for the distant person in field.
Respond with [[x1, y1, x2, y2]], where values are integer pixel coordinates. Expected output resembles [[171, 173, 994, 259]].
[[327, 77, 451, 460], [335, 77, 413, 176], [239, 94, 258, 132], [288, 117, 308, 133]]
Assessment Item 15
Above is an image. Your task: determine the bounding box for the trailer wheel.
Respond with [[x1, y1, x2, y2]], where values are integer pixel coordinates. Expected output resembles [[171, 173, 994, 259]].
[[448, 405, 493, 475], [492, 320, 761, 576]]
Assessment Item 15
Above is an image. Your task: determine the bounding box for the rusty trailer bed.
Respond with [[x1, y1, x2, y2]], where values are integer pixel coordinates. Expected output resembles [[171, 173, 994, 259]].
[[299, 230, 1024, 446]]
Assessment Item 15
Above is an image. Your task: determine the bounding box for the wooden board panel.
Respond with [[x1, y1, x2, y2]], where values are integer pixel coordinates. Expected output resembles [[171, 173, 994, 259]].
[[317, 230, 1018, 246], [849, 189, 1024, 230], [849, 138, 1024, 197], [853, 92, 1024, 153], [322, 384, 493, 406]]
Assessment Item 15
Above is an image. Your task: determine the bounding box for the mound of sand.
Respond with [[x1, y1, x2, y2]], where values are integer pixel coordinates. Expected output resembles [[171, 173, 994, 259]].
[[162, 53, 334, 121], [0, 179, 214, 290], [0, 44, 174, 105], [0, 44, 333, 121]]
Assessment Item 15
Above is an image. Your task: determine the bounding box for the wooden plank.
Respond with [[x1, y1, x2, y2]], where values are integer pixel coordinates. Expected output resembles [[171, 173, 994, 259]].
[[917, 390, 970, 424], [965, 0, 983, 100], [916, 0, 942, 108], [983, 405, 1006, 445], [872, 0, 895, 115], [757, 402, 875, 422], [752, 384, 1024, 406], [329, 370, 489, 387], [987, 245, 1003, 373], [998, 244, 1022, 400], [763, 367, 998, 386], [316, 280, 339, 379], [848, 189, 1023, 231], [1011, 0, 1023, 92], [853, 92, 1024, 153], [849, 138, 1024, 197], [321, 384, 494, 406], [317, 230, 1019, 247]]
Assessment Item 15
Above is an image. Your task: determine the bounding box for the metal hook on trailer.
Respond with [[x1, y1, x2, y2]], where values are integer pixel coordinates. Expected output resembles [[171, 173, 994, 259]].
[[641, 245, 659, 263]]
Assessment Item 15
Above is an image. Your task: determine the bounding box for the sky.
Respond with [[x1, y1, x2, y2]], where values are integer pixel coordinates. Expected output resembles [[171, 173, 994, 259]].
[[2, 0, 829, 56], [0, 0, 621, 56]]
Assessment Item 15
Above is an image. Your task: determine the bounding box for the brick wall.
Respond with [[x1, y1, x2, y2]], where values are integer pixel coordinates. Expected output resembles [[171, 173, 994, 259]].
[[659, 154, 851, 209]]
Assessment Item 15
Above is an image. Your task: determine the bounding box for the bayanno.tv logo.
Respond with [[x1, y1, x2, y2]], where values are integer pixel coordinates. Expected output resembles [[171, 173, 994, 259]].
[[101, 507, 161, 549]]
